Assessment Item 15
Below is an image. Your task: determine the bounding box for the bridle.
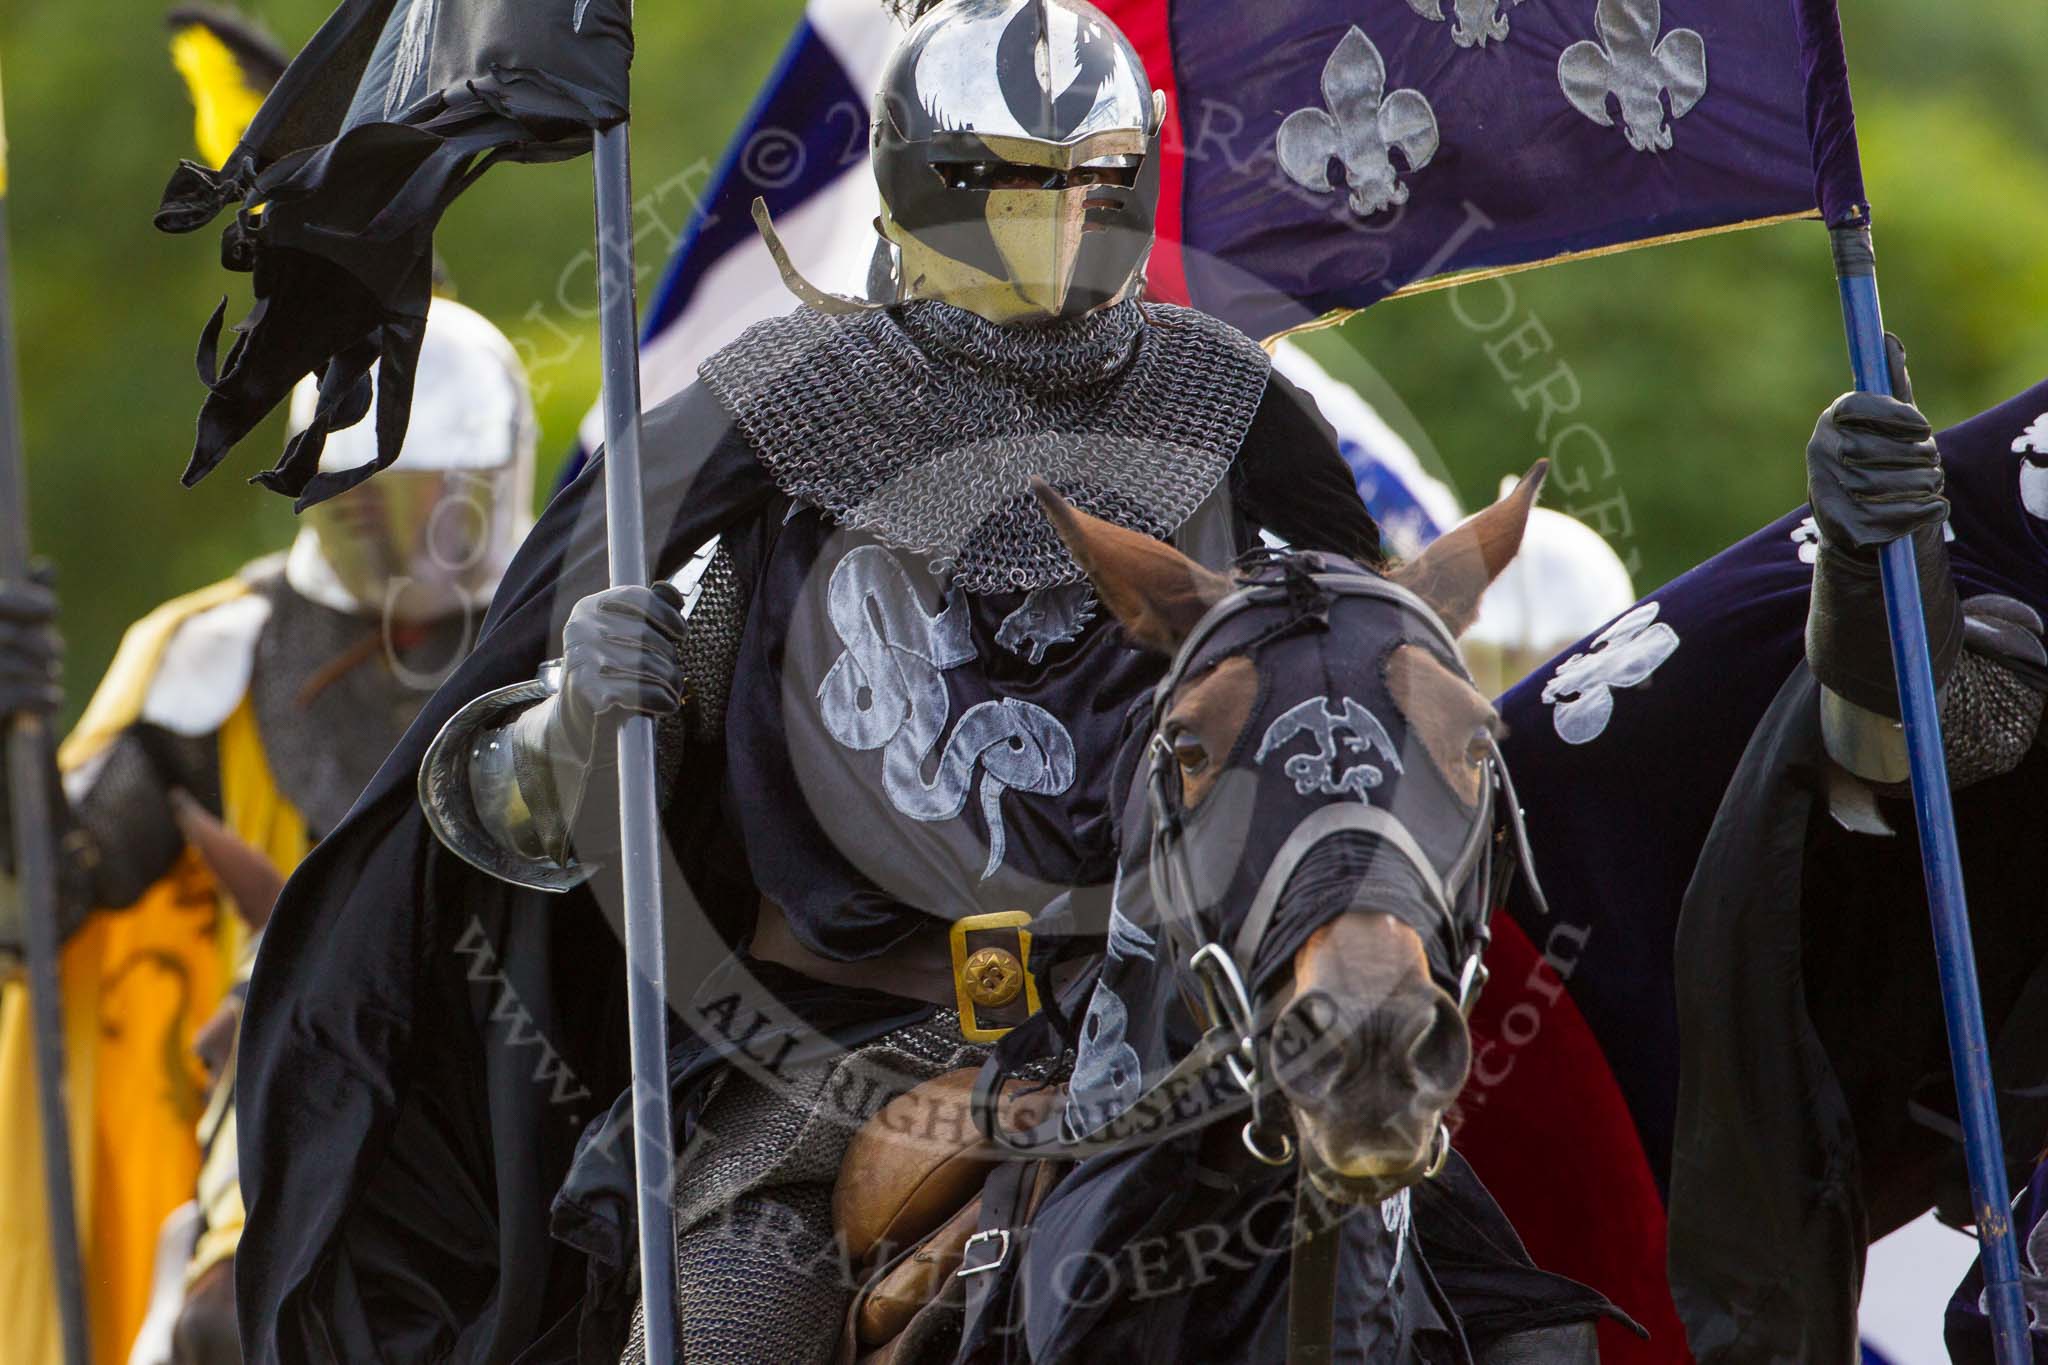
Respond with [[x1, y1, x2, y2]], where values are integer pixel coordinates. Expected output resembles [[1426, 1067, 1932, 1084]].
[[1141, 560, 1544, 1169], [972, 553, 1547, 1359]]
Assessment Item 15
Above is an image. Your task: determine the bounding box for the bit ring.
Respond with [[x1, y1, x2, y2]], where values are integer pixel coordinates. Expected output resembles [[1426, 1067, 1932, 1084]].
[[1242, 1120, 1296, 1167], [1423, 1121, 1452, 1179]]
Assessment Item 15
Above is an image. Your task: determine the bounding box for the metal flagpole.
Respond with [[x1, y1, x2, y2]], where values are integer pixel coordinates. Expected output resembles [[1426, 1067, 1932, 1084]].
[[591, 118, 679, 1362], [0, 56, 92, 1365], [1831, 225, 2030, 1362]]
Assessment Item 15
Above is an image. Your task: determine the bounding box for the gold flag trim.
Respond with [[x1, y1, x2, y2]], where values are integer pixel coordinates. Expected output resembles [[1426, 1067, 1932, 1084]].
[[1261, 209, 1822, 346]]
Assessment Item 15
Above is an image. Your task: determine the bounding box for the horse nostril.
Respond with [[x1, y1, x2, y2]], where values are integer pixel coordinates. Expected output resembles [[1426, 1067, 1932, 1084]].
[[1274, 988, 1469, 1120], [1407, 993, 1471, 1099]]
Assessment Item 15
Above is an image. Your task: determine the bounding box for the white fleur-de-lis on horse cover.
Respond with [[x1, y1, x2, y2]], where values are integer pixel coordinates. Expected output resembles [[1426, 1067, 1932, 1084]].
[[1407, 0, 1522, 50], [1557, 0, 1707, 153], [2014, 414, 2048, 458], [1541, 601, 1681, 745], [1066, 904, 1154, 1136], [1791, 515, 1821, 565], [1255, 696, 1404, 801], [1276, 27, 1439, 218], [2013, 412, 2048, 522], [1979, 1195, 2048, 1325]]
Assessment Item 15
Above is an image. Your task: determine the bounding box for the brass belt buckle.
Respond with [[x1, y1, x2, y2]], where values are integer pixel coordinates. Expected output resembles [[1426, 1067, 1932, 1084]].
[[950, 910, 1042, 1043]]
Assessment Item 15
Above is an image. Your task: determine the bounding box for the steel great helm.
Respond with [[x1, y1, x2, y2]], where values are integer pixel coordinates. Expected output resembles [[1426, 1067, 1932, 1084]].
[[874, 0, 1165, 323], [285, 298, 536, 626]]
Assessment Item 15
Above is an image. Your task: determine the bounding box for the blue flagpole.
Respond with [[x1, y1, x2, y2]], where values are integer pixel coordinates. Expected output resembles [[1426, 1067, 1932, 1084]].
[[1831, 225, 2030, 1363]]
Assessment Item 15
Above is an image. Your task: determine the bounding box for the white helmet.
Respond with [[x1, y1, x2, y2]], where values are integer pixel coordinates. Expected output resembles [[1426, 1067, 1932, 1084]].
[[285, 299, 536, 623]]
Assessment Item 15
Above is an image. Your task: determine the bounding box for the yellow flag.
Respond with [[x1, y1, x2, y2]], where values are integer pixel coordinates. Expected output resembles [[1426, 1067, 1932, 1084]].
[[165, 9, 286, 171], [168, 27, 266, 170]]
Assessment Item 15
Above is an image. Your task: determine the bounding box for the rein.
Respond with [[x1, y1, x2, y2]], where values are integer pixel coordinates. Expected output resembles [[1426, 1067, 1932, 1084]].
[[971, 562, 1547, 1359]]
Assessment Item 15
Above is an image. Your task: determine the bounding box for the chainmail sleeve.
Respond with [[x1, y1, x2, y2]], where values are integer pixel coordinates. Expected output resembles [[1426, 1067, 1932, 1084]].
[[677, 542, 747, 754], [66, 724, 223, 911], [1939, 649, 2045, 789], [416, 380, 775, 890]]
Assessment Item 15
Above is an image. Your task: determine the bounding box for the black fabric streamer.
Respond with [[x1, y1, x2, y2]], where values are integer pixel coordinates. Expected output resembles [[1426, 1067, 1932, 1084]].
[[155, 0, 631, 507]]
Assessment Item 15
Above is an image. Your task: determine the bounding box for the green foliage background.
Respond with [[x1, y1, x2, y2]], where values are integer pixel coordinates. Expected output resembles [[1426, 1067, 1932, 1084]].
[[1, 0, 2042, 721]]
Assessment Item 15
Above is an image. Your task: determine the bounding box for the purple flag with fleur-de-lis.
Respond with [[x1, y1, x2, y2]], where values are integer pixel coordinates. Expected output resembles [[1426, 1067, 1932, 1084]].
[[1168, 0, 1866, 338]]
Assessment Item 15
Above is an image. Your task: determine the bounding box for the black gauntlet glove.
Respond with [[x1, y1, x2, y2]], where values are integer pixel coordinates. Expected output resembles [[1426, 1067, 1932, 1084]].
[[549, 582, 690, 763], [0, 566, 78, 963], [495, 583, 689, 863], [1805, 334, 1962, 719], [0, 568, 63, 722]]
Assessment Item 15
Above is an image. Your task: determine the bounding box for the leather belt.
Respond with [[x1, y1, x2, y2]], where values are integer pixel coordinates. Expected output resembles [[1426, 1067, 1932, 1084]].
[[749, 899, 1050, 1042], [948, 911, 1041, 1043]]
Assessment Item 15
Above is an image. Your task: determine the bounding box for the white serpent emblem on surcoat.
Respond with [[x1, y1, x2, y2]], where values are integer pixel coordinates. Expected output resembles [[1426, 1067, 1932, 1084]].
[[816, 546, 1077, 880]]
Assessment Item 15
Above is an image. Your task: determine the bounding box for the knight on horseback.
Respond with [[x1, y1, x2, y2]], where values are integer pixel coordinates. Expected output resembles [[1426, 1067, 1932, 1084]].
[[227, 2, 1624, 1361]]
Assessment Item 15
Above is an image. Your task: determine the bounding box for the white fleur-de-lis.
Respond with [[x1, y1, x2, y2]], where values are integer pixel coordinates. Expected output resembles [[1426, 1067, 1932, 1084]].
[[1541, 601, 1680, 745], [1069, 987, 1144, 1130], [1980, 1196, 2048, 1327], [2012, 412, 2048, 522], [1406, 0, 1521, 50], [1558, 0, 1707, 153], [1276, 27, 1439, 218], [1791, 516, 1821, 565]]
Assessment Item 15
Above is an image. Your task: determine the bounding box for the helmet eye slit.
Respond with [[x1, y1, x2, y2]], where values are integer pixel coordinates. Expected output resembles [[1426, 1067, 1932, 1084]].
[[932, 162, 1140, 193]]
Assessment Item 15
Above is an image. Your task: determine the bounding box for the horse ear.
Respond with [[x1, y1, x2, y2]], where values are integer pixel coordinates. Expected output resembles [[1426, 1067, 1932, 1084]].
[[1391, 460, 1547, 637], [1032, 478, 1232, 654]]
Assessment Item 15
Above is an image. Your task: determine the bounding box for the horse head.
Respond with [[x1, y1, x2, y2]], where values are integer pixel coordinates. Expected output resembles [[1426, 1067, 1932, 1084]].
[[1036, 465, 1545, 1204]]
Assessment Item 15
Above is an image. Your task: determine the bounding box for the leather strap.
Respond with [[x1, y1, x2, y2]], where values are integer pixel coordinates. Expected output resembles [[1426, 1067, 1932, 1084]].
[[751, 900, 1087, 1035], [752, 898, 961, 1007], [1287, 1179, 1342, 1365], [956, 1159, 1037, 1360], [973, 1027, 1251, 1160]]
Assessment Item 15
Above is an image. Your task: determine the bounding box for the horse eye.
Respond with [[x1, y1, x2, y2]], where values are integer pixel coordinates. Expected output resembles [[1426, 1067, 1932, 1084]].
[[1171, 729, 1210, 775]]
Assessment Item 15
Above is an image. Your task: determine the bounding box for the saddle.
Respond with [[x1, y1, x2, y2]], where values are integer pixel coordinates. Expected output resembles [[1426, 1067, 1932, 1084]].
[[833, 1068, 1066, 1365]]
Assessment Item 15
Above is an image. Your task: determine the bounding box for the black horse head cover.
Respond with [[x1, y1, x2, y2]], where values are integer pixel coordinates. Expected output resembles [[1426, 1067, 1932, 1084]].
[[1134, 552, 1495, 996]]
